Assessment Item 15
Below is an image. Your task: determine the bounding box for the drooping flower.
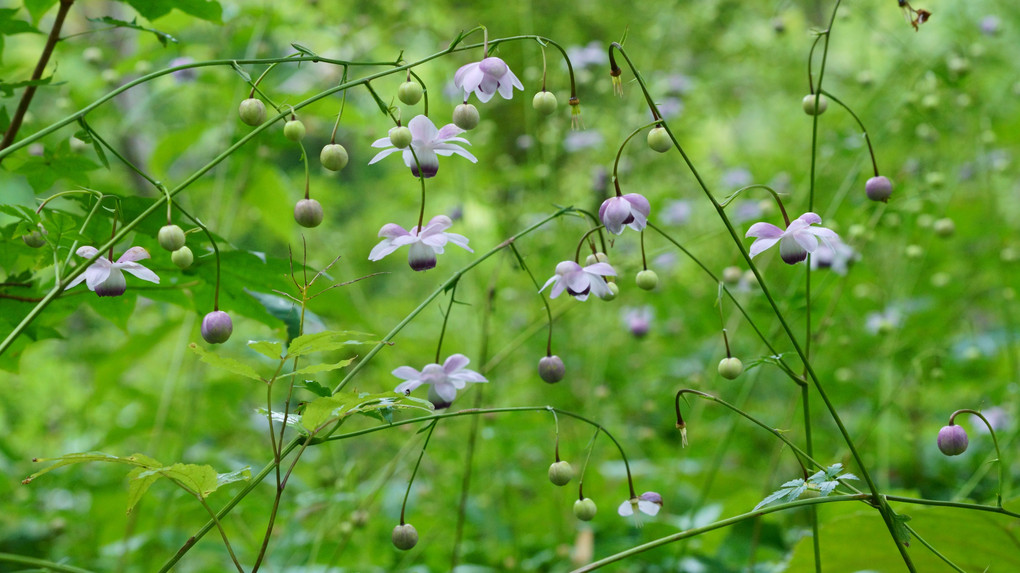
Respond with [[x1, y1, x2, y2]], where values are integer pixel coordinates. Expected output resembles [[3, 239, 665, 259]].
[[392, 353, 487, 407], [368, 115, 476, 178], [745, 212, 839, 265], [67, 246, 159, 297], [368, 215, 472, 271], [810, 238, 858, 276], [622, 306, 653, 338], [539, 261, 617, 301], [454, 56, 523, 103], [617, 491, 663, 525], [599, 193, 651, 235]]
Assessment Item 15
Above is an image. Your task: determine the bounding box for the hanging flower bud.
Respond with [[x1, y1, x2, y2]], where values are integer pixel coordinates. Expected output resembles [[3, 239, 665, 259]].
[[398, 81, 424, 106], [548, 461, 574, 486], [171, 246, 194, 269], [718, 357, 743, 379], [201, 310, 233, 344], [238, 98, 267, 126], [391, 523, 418, 550], [158, 224, 186, 252], [573, 497, 597, 521], [320, 144, 349, 171], [937, 424, 968, 456], [538, 355, 566, 383], [636, 269, 658, 291], [283, 119, 307, 142], [453, 103, 480, 131], [294, 199, 324, 228], [865, 176, 893, 203]]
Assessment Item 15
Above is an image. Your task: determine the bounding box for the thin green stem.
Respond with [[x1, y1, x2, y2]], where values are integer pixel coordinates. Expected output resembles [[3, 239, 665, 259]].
[[948, 409, 1006, 507], [434, 282, 459, 362], [508, 243, 555, 355], [401, 421, 438, 524], [196, 496, 244, 573], [903, 524, 965, 572], [0, 553, 96, 573]]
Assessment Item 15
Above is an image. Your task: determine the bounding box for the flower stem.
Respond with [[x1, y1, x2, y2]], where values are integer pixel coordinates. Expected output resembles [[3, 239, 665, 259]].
[[948, 409, 1006, 507], [400, 420, 438, 524]]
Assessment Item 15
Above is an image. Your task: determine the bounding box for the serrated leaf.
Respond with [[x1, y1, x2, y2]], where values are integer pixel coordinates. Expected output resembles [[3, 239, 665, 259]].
[[286, 330, 371, 358], [300, 392, 433, 432], [807, 469, 827, 483], [256, 408, 308, 435], [188, 343, 262, 381], [24, 0, 58, 24], [23, 451, 161, 484], [891, 510, 912, 546], [282, 357, 355, 378], [297, 380, 332, 398], [754, 478, 805, 511], [300, 395, 349, 432], [837, 473, 858, 481], [248, 340, 283, 359], [126, 465, 161, 514], [818, 481, 839, 496], [136, 463, 218, 498]]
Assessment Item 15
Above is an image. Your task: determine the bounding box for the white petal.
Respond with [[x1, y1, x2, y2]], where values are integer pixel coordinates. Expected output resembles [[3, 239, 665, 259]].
[[433, 381, 458, 403], [83, 260, 113, 290], [394, 380, 422, 395], [745, 222, 784, 239], [368, 147, 401, 165], [76, 246, 100, 258], [368, 239, 400, 261], [118, 262, 160, 284], [442, 353, 470, 373], [392, 366, 422, 380], [638, 500, 661, 516], [748, 237, 780, 259], [116, 246, 150, 263], [617, 500, 636, 516]]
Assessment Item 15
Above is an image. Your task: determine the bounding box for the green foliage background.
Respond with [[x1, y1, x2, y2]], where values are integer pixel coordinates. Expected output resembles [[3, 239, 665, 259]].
[[1, 0, 1018, 571]]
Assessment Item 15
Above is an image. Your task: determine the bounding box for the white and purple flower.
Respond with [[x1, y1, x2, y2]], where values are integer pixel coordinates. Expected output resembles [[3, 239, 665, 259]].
[[617, 491, 663, 525], [540, 261, 616, 301], [368, 115, 476, 178], [746, 212, 839, 265], [392, 353, 487, 408], [67, 246, 159, 297], [453, 56, 523, 103], [599, 193, 651, 235], [368, 215, 472, 271]]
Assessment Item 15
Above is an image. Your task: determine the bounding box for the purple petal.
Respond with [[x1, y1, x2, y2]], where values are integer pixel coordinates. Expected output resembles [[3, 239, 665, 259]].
[[76, 246, 100, 259], [435, 124, 466, 141], [748, 237, 780, 259], [433, 381, 458, 403], [623, 193, 651, 218], [443, 353, 470, 373], [392, 366, 422, 380], [539, 275, 559, 295], [408, 115, 438, 142], [584, 262, 617, 277], [745, 222, 784, 239], [379, 223, 410, 239], [368, 239, 400, 261], [797, 212, 822, 225]]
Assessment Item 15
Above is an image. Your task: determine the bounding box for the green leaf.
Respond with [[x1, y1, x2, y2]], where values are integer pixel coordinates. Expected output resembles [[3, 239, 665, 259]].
[[134, 463, 217, 498], [299, 392, 432, 432], [247, 340, 283, 360], [24, 0, 58, 24], [0, 75, 58, 98], [291, 43, 318, 57], [126, 465, 162, 514], [0, 8, 41, 35], [754, 478, 805, 510], [297, 380, 332, 398], [257, 408, 308, 435], [216, 467, 252, 489], [120, 0, 222, 23], [286, 330, 371, 358], [230, 61, 251, 83], [300, 395, 350, 432], [87, 16, 178, 46], [282, 357, 356, 378], [23, 451, 161, 484], [188, 343, 263, 381]]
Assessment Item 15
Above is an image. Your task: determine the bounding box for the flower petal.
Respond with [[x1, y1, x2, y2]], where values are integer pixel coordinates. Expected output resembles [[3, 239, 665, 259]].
[[368, 239, 400, 261], [637, 500, 661, 516], [584, 262, 617, 277], [76, 246, 100, 258], [118, 262, 160, 284], [539, 275, 559, 295], [116, 246, 151, 263], [797, 212, 822, 225], [442, 353, 470, 373], [433, 381, 458, 403], [748, 237, 780, 259], [617, 499, 636, 516], [443, 232, 473, 252], [368, 147, 401, 165], [394, 380, 422, 395], [392, 366, 422, 380], [378, 223, 410, 239], [745, 222, 784, 239], [408, 115, 439, 142], [83, 260, 113, 290]]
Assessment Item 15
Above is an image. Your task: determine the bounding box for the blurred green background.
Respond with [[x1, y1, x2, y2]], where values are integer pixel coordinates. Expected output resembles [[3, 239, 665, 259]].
[[1, 0, 1018, 571]]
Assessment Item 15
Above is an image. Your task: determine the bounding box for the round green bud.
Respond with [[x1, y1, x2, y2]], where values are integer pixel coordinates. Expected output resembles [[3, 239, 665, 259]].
[[389, 126, 413, 149], [158, 224, 186, 252], [391, 523, 418, 551], [453, 103, 479, 131], [585, 252, 609, 266], [722, 266, 743, 284], [647, 126, 671, 153], [171, 246, 194, 269], [636, 269, 659, 291], [717, 357, 743, 380], [283, 119, 306, 142], [933, 218, 955, 238], [937, 424, 968, 456], [294, 199, 324, 228], [238, 98, 267, 126], [905, 245, 923, 259], [548, 460, 574, 487], [532, 91, 558, 115], [398, 81, 424, 106], [538, 355, 565, 384], [320, 144, 349, 171], [802, 94, 828, 116], [573, 497, 597, 521], [22, 230, 46, 248]]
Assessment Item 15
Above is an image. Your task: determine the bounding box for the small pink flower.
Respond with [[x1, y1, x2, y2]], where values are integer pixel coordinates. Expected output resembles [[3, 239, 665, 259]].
[[745, 212, 839, 265], [392, 354, 487, 407], [540, 261, 617, 301], [599, 193, 651, 235], [368, 215, 472, 271], [454, 56, 524, 103], [67, 246, 159, 297], [369, 115, 476, 178]]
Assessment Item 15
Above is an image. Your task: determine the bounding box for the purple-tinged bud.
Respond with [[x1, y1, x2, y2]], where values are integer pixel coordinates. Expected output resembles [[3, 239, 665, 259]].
[[391, 523, 418, 550], [865, 176, 893, 203], [94, 271, 127, 297], [453, 103, 479, 131], [573, 497, 597, 521], [548, 461, 574, 486], [201, 310, 233, 344], [538, 355, 565, 384], [294, 199, 324, 228], [407, 242, 437, 272], [937, 424, 968, 456]]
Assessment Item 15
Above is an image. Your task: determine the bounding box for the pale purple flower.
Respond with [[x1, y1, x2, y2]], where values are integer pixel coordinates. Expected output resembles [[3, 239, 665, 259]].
[[368, 215, 472, 271], [540, 261, 616, 301], [67, 246, 159, 297], [660, 200, 692, 226], [599, 193, 651, 235], [369, 115, 476, 178], [746, 212, 839, 265], [617, 491, 663, 525], [623, 306, 652, 338], [810, 238, 858, 276], [454, 56, 523, 103], [392, 354, 487, 406]]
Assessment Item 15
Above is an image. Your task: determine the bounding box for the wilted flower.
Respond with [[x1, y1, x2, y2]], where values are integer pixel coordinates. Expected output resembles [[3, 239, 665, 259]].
[[369, 115, 476, 178], [368, 215, 472, 271], [617, 491, 663, 525], [540, 261, 617, 301], [746, 212, 839, 265], [454, 56, 523, 103], [392, 354, 487, 407], [67, 246, 159, 297], [599, 193, 650, 235]]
